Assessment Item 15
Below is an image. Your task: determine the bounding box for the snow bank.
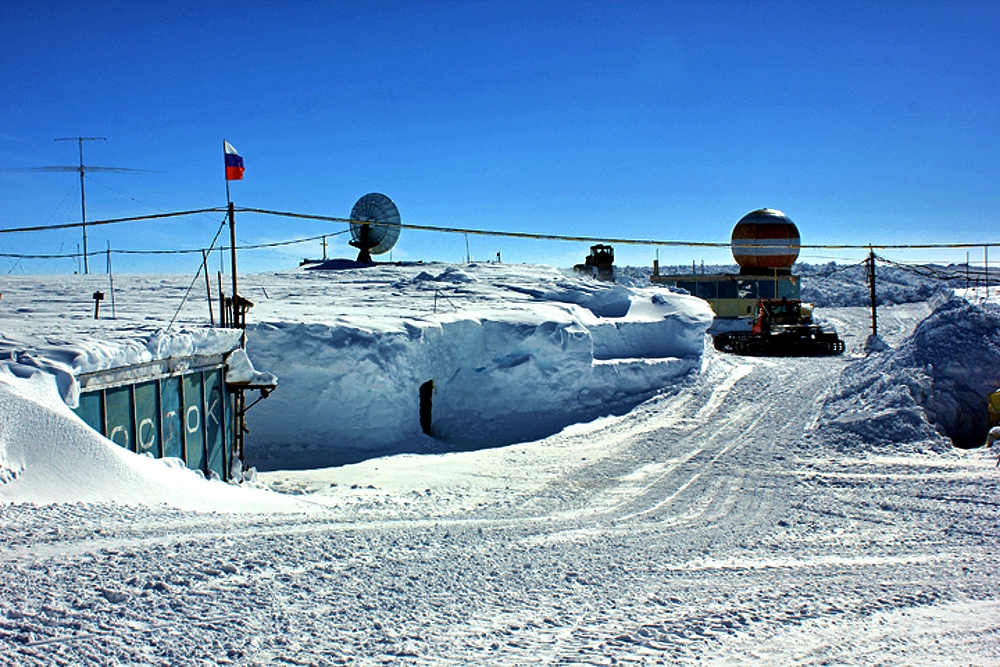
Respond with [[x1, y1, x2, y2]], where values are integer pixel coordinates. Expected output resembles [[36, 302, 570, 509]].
[[244, 263, 713, 469], [819, 295, 1000, 450], [0, 368, 304, 511]]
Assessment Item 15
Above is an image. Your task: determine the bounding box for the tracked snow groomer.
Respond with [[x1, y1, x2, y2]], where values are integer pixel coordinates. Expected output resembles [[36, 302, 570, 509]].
[[713, 297, 845, 356]]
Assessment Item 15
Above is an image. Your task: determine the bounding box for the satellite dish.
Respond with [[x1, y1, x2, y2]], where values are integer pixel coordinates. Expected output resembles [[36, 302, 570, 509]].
[[349, 193, 401, 263]]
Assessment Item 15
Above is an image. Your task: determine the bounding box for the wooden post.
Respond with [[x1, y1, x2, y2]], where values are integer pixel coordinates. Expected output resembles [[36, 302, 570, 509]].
[[217, 271, 227, 328], [202, 249, 215, 326]]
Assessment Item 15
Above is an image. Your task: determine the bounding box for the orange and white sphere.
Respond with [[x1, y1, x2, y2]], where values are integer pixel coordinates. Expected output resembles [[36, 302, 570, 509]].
[[731, 209, 800, 271]]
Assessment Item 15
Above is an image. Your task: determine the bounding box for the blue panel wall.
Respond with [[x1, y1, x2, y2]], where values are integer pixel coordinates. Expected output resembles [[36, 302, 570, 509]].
[[74, 365, 233, 480], [134, 381, 161, 458], [203, 369, 226, 480], [73, 392, 103, 433], [182, 372, 205, 474], [160, 377, 183, 460], [105, 385, 135, 451]]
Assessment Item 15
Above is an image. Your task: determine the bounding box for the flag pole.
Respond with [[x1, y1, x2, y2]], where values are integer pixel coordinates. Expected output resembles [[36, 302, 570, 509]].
[[224, 139, 231, 275], [223, 140, 239, 330]]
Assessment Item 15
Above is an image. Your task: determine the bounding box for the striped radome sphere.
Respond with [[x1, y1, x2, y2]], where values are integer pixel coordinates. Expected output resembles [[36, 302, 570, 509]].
[[730, 209, 800, 271]]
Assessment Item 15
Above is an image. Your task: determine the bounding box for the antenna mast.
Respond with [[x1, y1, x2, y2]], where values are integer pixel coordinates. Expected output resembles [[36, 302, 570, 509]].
[[55, 137, 105, 274]]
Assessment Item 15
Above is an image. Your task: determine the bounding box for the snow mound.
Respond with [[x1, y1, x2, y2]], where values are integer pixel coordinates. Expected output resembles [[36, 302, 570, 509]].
[[799, 263, 957, 308], [0, 368, 304, 511], [244, 263, 713, 469], [819, 296, 1000, 451], [410, 266, 478, 284]]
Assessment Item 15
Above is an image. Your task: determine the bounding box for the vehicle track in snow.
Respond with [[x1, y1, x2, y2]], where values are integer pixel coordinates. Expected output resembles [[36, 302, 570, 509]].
[[1, 304, 997, 666]]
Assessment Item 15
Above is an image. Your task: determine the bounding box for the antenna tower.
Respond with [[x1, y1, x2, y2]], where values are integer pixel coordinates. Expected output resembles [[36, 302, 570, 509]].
[[54, 137, 105, 273]]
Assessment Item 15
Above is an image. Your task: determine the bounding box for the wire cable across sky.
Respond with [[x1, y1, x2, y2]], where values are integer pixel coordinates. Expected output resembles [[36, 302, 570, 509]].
[[2, 206, 1000, 261]]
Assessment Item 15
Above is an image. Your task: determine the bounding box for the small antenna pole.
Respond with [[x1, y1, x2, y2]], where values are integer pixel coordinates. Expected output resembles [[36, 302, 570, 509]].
[[55, 137, 105, 274], [322, 235, 328, 260], [106, 241, 116, 319], [986, 245, 990, 298]]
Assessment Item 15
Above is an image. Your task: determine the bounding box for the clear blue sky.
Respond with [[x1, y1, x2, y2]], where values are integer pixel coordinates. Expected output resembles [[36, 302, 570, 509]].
[[1, 0, 997, 274]]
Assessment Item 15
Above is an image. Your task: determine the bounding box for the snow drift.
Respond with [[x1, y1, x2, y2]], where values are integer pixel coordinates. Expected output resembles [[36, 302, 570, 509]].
[[819, 295, 1000, 450], [0, 327, 242, 409], [0, 368, 302, 511], [244, 263, 713, 469]]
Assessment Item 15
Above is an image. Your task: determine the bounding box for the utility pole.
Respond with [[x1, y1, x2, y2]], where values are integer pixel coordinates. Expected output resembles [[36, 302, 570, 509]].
[[55, 137, 105, 274], [868, 248, 877, 337]]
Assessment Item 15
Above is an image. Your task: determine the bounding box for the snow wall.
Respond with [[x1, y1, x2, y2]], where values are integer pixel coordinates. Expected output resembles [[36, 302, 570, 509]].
[[819, 295, 1000, 451], [244, 267, 713, 470]]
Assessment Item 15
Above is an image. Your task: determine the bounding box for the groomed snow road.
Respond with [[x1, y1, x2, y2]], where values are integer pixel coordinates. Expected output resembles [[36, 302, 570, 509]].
[[1, 304, 998, 666]]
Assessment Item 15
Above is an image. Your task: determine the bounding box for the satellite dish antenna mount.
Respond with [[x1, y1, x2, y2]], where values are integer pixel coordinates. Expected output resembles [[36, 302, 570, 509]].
[[348, 193, 401, 264]]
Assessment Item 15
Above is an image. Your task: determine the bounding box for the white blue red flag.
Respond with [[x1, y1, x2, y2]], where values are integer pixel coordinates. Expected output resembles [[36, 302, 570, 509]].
[[224, 141, 244, 181]]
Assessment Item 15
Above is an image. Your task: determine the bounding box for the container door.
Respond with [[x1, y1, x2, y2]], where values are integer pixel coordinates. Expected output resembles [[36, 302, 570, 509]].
[[104, 385, 135, 451], [72, 391, 104, 434], [160, 376, 183, 460], [182, 372, 205, 473], [203, 369, 225, 480], [134, 380, 161, 459]]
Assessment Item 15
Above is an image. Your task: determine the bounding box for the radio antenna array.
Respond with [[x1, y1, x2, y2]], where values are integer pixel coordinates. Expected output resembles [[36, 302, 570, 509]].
[[1, 137, 155, 274]]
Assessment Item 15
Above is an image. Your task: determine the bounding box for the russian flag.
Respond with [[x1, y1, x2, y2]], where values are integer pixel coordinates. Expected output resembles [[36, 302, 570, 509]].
[[224, 141, 244, 181]]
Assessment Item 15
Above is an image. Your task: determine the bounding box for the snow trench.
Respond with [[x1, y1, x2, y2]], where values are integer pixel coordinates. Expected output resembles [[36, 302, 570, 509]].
[[244, 281, 713, 469]]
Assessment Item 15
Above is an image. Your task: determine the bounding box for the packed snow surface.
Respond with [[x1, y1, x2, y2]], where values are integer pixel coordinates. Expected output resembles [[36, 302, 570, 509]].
[[0, 264, 998, 666]]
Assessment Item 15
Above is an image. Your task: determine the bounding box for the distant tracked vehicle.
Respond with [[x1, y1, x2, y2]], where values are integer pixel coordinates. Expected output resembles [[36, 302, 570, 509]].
[[574, 244, 615, 281], [713, 297, 845, 356]]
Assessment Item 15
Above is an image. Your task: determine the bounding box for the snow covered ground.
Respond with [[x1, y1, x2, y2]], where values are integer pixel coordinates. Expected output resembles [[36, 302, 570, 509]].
[[0, 263, 998, 666]]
